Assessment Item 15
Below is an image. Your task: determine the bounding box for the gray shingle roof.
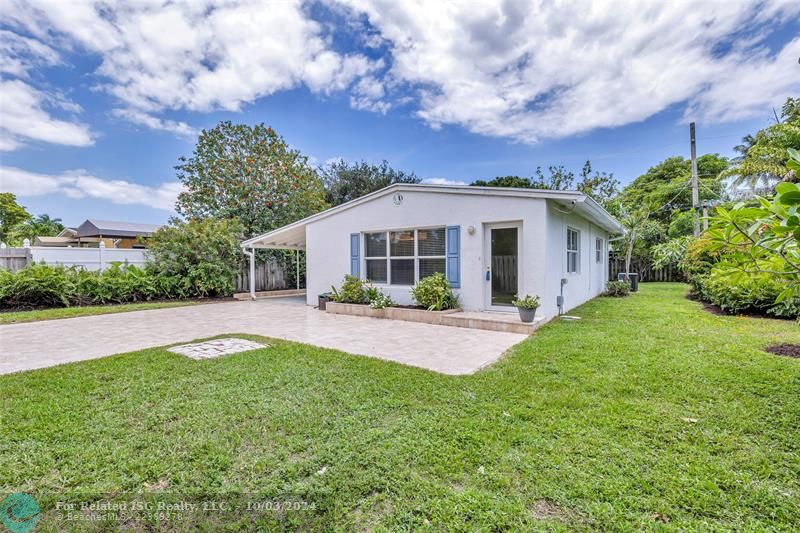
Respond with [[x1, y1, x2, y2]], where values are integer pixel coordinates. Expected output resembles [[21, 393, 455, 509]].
[[75, 219, 163, 238]]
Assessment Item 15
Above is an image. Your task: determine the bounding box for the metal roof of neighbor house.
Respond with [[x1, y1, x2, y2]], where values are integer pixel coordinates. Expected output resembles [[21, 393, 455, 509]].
[[34, 236, 75, 244], [242, 183, 624, 250], [75, 219, 163, 238]]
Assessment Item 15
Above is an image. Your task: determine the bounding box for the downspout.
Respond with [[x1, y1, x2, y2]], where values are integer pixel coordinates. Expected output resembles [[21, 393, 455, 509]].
[[243, 246, 256, 300]]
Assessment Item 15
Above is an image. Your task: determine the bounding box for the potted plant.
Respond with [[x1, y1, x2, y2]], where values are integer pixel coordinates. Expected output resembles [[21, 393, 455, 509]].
[[512, 294, 540, 323]]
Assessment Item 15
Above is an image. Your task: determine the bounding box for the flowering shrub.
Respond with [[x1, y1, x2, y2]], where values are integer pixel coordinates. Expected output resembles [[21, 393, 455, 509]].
[[369, 292, 393, 309]]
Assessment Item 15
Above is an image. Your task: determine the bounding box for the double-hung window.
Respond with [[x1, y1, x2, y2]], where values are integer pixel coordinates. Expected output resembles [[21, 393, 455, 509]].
[[595, 237, 603, 263], [567, 227, 580, 274], [417, 227, 446, 279], [363, 227, 446, 285], [390, 230, 415, 285], [365, 232, 388, 283]]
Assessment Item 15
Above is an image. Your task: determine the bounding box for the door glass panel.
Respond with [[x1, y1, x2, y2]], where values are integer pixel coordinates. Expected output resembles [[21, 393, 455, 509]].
[[491, 227, 518, 306]]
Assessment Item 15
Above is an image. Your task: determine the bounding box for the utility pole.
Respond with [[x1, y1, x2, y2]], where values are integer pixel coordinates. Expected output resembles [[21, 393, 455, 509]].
[[690, 122, 700, 237]]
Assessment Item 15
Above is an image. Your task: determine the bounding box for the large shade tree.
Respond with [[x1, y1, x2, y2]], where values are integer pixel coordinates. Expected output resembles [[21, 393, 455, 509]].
[[320, 159, 420, 206], [618, 154, 729, 223], [176, 121, 327, 238], [471, 161, 619, 211]]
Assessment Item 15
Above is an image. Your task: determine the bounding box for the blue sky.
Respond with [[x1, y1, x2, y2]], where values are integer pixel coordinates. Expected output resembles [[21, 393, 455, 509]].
[[1, 1, 799, 228]]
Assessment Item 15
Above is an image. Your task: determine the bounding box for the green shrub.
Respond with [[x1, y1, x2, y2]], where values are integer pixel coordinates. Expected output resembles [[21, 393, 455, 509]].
[[0, 262, 196, 310], [411, 273, 459, 311], [0, 263, 75, 308], [700, 270, 800, 318], [680, 233, 720, 296], [604, 280, 631, 297], [147, 217, 242, 298], [512, 294, 540, 309], [331, 275, 369, 304]]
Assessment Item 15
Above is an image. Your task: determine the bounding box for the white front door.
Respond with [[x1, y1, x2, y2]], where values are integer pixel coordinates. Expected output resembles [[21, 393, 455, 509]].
[[484, 222, 522, 311]]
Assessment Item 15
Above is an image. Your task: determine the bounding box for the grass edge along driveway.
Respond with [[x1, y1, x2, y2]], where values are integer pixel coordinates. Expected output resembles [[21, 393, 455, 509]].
[[0, 300, 202, 324], [1, 283, 798, 531]]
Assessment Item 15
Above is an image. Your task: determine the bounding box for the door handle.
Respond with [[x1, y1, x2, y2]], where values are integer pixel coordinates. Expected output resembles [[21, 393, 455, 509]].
[[485, 267, 491, 281]]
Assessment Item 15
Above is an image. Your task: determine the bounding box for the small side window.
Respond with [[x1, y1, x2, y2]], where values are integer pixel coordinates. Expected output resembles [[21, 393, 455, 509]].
[[595, 237, 603, 263], [566, 227, 580, 274]]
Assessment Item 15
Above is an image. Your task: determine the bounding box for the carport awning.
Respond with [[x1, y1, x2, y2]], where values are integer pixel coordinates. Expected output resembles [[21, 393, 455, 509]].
[[241, 222, 306, 250]]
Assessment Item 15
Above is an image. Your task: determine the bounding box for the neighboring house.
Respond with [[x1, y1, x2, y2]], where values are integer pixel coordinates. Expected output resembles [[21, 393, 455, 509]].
[[242, 184, 623, 320], [33, 227, 78, 247], [34, 220, 162, 248]]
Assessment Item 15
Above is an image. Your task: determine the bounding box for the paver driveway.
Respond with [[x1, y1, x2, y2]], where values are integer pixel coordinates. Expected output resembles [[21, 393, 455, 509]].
[[0, 299, 527, 375]]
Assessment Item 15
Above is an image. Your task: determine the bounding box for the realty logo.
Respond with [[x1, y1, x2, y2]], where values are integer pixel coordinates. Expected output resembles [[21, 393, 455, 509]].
[[0, 493, 40, 533]]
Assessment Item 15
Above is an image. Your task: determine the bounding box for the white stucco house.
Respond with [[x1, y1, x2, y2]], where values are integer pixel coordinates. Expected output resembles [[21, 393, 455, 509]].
[[242, 184, 623, 320]]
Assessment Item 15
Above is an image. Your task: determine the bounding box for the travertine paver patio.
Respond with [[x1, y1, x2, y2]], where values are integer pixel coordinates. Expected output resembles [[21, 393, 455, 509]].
[[0, 299, 527, 375], [168, 338, 266, 360]]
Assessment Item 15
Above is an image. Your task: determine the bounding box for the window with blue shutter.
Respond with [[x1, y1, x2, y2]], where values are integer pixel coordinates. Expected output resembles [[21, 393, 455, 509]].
[[446, 225, 460, 288], [350, 233, 360, 277]]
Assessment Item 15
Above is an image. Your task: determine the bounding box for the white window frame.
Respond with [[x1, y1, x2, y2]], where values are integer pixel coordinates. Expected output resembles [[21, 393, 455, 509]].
[[362, 226, 447, 286], [595, 237, 603, 264], [567, 227, 580, 274], [364, 232, 388, 284]]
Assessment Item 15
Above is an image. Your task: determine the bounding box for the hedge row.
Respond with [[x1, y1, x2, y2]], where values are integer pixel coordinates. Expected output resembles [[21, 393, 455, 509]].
[[0, 263, 234, 309]]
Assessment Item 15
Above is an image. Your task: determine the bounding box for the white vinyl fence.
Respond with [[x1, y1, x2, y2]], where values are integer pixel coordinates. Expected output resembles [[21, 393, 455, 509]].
[[0, 240, 148, 272]]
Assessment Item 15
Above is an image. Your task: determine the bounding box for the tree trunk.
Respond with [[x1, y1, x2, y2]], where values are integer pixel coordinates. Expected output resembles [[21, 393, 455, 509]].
[[624, 229, 636, 282]]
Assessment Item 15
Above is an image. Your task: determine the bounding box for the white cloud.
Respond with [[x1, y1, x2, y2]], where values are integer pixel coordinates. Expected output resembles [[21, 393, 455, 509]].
[[1, 0, 381, 136], [0, 79, 94, 150], [422, 177, 467, 186], [0, 166, 182, 211], [337, 0, 800, 142], [1, 0, 798, 147], [350, 76, 391, 113], [0, 29, 60, 77], [110, 109, 197, 138]]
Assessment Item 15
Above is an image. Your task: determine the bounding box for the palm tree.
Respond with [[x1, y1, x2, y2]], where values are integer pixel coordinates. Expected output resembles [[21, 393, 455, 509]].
[[8, 214, 65, 243], [726, 132, 782, 195], [732, 134, 755, 163], [621, 208, 650, 281]]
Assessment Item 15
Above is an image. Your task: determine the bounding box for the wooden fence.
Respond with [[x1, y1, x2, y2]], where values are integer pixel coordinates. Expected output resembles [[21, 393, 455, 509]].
[[608, 257, 684, 282], [235, 258, 290, 292], [491, 255, 518, 292]]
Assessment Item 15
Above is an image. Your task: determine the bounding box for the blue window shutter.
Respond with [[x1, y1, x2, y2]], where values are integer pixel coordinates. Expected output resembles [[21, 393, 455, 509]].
[[446, 225, 460, 288], [350, 233, 360, 277]]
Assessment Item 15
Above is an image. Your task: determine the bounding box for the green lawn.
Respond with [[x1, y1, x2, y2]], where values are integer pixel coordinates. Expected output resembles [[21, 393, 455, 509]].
[[0, 301, 199, 324], [1, 284, 798, 531]]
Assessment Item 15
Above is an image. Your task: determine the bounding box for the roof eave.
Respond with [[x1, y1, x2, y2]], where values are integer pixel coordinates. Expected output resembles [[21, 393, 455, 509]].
[[241, 183, 624, 246]]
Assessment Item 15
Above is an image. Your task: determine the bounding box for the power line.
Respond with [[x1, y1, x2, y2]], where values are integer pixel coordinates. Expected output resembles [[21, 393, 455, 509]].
[[653, 180, 692, 212]]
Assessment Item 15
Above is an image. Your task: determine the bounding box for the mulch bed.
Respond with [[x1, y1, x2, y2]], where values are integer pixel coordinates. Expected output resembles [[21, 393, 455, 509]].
[[764, 344, 800, 359]]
